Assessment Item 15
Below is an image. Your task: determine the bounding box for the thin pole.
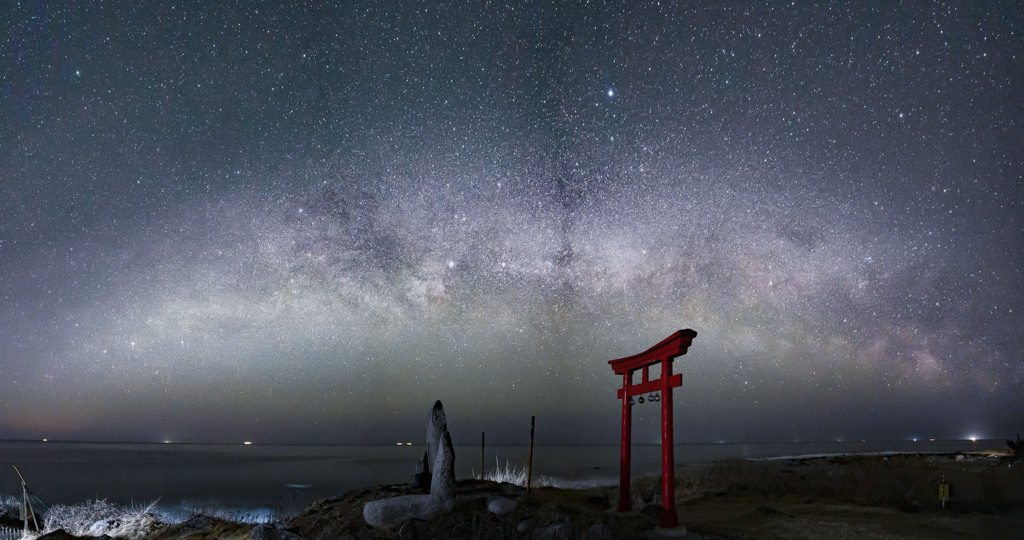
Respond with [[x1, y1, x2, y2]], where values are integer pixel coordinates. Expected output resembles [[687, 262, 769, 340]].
[[22, 483, 35, 532], [526, 416, 536, 495], [481, 432, 486, 481], [13, 466, 39, 533]]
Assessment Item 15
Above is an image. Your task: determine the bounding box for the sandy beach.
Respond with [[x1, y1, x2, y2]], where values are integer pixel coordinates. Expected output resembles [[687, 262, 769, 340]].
[[15, 449, 1019, 539]]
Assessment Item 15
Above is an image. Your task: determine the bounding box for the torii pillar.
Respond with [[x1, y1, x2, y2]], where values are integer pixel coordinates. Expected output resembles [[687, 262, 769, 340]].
[[608, 329, 697, 530]]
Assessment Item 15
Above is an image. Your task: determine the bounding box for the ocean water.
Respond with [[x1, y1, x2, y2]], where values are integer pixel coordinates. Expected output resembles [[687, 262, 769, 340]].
[[0, 439, 998, 521]]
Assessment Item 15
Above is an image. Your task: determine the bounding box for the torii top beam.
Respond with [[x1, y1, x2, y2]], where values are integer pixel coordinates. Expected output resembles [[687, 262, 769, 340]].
[[608, 329, 698, 375]]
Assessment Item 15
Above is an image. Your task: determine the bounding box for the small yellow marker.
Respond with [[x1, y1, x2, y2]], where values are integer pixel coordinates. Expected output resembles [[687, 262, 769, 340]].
[[938, 476, 950, 509]]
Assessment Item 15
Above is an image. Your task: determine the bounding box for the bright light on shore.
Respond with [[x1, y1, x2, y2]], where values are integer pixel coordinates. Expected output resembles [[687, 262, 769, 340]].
[[243, 441, 253, 445]]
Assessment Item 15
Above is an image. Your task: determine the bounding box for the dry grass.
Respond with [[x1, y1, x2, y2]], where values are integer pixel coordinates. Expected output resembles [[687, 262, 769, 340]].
[[28, 499, 163, 539]]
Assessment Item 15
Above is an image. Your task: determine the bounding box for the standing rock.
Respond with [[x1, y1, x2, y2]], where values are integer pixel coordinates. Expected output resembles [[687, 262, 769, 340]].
[[426, 400, 447, 469], [363, 400, 459, 528], [430, 430, 456, 499]]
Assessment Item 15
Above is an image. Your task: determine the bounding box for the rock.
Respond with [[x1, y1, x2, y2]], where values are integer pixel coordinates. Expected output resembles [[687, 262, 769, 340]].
[[640, 504, 664, 518], [412, 449, 431, 490], [584, 521, 613, 540], [486, 496, 518, 516], [517, 520, 531, 534], [362, 494, 454, 527], [364, 400, 458, 527], [430, 430, 456, 498], [250, 523, 305, 540], [535, 517, 579, 540], [37, 531, 110, 540], [426, 400, 447, 470]]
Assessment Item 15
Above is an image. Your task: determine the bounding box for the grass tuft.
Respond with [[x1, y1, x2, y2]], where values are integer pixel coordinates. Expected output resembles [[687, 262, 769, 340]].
[[480, 458, 536, 486], [28, 499, 163, 539]]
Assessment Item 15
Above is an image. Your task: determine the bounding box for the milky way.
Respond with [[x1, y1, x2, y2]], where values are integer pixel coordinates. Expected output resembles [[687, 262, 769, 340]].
[[1, 2, 1021, 444]]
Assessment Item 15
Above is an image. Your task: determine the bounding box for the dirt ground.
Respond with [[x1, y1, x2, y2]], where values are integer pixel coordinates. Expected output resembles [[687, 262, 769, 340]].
[[677, 493, 1024, 539]]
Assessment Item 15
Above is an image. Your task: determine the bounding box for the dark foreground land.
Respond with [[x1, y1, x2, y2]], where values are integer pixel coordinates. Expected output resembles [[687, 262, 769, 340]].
[[22, 451, 1024, 539]]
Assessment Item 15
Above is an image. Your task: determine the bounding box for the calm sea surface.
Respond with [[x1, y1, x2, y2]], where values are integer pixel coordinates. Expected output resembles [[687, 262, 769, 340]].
[[0, 439, 998, 518]]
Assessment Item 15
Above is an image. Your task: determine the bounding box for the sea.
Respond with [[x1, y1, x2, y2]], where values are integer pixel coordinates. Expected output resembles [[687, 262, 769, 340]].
[[0, 439, 1000, 523]]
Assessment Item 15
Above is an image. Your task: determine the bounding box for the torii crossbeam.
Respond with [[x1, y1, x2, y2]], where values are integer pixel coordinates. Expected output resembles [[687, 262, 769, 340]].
[[608, 329, 697, 530]]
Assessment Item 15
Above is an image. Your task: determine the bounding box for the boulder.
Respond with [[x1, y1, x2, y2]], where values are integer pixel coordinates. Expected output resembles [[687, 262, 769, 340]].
[[362, 494, 454, 528], [486, 496, 518, 516]]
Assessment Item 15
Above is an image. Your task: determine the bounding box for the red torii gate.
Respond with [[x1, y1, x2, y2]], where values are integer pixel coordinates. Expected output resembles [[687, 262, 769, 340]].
[[608, 329, 697, 530]]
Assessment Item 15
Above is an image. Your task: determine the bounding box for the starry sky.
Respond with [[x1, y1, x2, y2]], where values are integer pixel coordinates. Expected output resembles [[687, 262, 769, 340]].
[[1, 1, 1021, 445]]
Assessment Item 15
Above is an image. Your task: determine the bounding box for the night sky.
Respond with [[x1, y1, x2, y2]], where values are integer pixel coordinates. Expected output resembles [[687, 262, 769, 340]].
[[2, 2, 1021, 445]]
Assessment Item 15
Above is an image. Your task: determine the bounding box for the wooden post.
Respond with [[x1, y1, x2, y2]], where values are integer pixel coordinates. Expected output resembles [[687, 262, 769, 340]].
[[13, 466, 39, 533], [526, 416, 536, 495]]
